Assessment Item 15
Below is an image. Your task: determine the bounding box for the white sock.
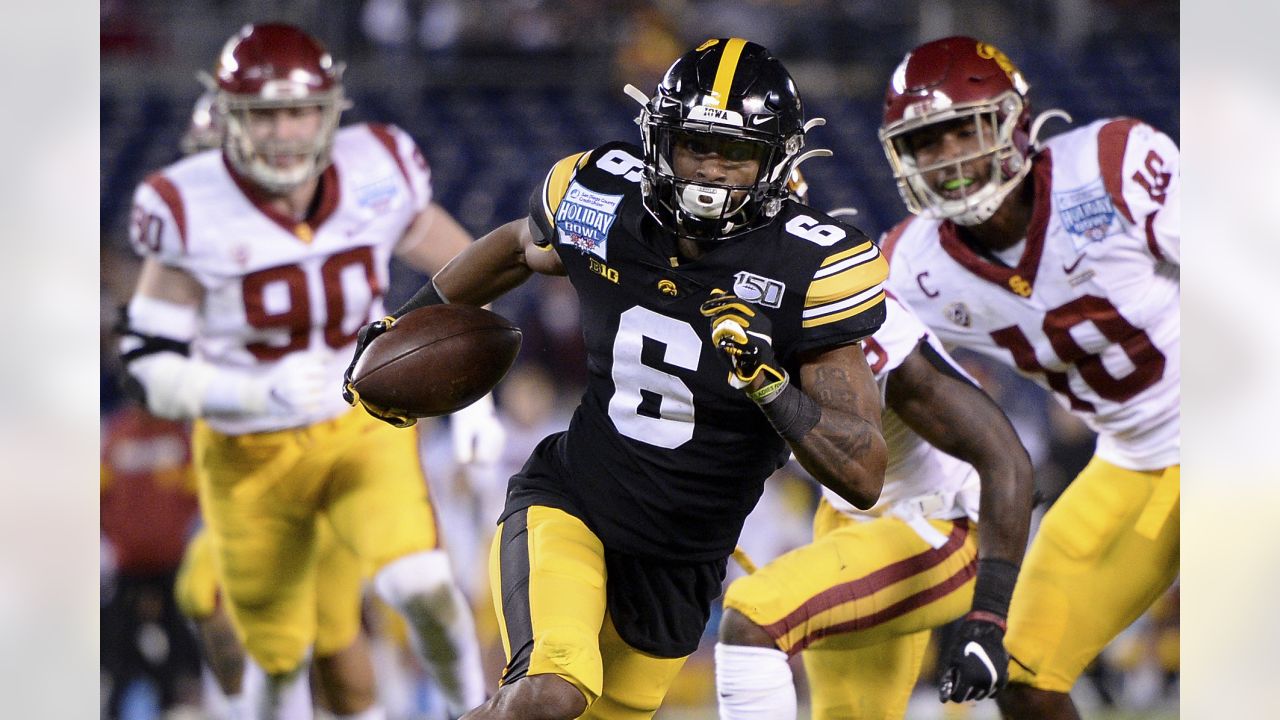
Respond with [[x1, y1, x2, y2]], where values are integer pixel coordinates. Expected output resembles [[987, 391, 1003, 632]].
[[224, 693, 248, 720], [259, 664, 313, 720], [715, 642, 796, 720], [374, 552, 487, 716]]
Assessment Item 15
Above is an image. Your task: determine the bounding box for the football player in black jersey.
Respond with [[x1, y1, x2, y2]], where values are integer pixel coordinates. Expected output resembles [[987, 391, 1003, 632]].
[[345, 38, 890, 720]]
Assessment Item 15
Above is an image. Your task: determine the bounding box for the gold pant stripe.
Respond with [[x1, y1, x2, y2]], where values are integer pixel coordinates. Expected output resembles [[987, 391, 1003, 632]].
[[787, 559, 976, 654], [762, 518, 972, 646]]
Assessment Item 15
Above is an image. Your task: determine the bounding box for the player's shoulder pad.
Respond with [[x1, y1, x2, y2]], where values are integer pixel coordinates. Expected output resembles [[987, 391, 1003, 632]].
[[130, 167, 190, 263], [530, 141, 644, 246], [877, 215, 920, 265], [783, 204, 888, 331], [350, 122, 432, 205], [537, 141, 642, 225]]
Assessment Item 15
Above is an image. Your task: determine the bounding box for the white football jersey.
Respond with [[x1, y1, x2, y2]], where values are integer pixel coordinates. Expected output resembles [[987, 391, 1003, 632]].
[[129, 123, 433, 434], [884, 118, 1180, 470], [822, 295, 980, 522]]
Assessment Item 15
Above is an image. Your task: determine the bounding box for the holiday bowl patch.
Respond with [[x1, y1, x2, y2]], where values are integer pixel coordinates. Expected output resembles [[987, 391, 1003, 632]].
[[1055, 178, 1119, 250], [556, 182, 623, 259]]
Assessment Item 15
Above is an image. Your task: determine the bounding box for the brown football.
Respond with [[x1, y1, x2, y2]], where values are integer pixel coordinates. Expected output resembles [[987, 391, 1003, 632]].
[[349, 304, 522, 418]]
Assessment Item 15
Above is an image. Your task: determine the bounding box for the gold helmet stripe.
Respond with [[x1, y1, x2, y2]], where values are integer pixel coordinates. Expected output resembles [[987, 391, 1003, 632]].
[[709, 37, 748, 110]]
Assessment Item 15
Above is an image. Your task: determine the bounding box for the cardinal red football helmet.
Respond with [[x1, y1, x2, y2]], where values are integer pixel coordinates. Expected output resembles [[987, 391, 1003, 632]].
[[879, 36, 1035, 226], [214, 23, 346, 193]]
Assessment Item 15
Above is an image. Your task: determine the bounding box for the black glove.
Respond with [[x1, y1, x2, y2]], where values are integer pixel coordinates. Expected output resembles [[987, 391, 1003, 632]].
[[341, 316, 395, 406], [699, 290, 786, 391], [342, 316, 419, 428], [939, 612, 1009, 703]]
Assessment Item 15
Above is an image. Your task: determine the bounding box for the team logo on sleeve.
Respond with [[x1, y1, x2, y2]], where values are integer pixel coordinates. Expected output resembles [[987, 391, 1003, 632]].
[[1054, 178, 1119, 249], [556, 182, 623, 260]]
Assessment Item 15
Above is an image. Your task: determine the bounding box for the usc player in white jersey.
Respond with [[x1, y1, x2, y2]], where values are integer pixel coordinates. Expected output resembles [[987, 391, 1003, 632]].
[[170, 86, 385, 720], [120, 24, 498, 719], [877, 37, 1179, 719], [714, 291, 1034, 719]]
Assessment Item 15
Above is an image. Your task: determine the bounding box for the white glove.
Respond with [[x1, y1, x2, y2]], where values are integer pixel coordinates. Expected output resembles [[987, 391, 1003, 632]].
[[249, 352, 332, 419], [450, 393, 506, 465]]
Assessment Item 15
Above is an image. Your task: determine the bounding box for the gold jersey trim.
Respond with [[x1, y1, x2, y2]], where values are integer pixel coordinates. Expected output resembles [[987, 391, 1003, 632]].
[[802, 291, 886, 329], [540, 151, 592, 225]]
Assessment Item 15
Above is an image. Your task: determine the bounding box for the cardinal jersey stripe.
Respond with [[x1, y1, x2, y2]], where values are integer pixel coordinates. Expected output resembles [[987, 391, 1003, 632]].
[[1098, 118, 1140, 224], [369, 123, 416, 206], [144, 172, 187, 251], [541, 151, 591, 225], [879, 217, 914, 263], [709, 38, 748, 109]]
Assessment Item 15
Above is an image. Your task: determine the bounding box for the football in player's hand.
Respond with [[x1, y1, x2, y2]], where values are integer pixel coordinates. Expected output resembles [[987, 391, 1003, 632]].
[[349, 305, 522, 418]]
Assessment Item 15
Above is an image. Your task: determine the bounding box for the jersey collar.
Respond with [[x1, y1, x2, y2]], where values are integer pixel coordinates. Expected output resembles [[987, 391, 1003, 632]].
[[223, 154, 341, 241], [938, 149, 1053, 298]]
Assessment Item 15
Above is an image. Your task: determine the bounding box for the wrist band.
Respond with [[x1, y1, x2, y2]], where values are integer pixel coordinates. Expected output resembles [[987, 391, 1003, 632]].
[[964, 610, 1007, 633], [756, 380, 821, 443], [971, 557, 1020, 619], [747, 375, 790, 404], [393, 278, 448, 318]]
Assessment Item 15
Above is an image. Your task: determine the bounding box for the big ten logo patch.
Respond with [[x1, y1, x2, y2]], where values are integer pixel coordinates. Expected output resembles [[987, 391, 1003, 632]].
[[733, 271, 786, 308], [556, 182, 624, 259], [589, 257, 619, 284]]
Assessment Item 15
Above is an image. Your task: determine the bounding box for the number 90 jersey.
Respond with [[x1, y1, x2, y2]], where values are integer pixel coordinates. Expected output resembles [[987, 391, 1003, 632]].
[[511, 142, 888, 561], [129, 123, 432, 435], [884, 118, 1180, 470]]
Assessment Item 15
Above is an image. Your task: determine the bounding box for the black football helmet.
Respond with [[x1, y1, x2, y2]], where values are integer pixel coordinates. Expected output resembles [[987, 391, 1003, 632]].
[[636, 38, 822, 242]]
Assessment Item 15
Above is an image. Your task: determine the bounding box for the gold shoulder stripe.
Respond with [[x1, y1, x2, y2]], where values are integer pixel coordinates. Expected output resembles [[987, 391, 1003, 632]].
[[802, 291, 885, 329], [541, 151, 591, 224], [709, 38, 747, 110], [805, 252, 888, 308], [819, 240, 875, 268]]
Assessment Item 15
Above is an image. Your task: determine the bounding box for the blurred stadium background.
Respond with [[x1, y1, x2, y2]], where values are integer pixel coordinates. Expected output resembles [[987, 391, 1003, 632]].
[[99, 1, 1179, 718]]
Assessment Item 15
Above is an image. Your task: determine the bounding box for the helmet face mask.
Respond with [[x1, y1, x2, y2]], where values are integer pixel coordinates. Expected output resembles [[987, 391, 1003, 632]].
[[879, 37, 1034, 226], [639, 38, 807, 243], [214, 23, 346, 195], [882, 91, 1027, 225], [645, 124, 784, 237]]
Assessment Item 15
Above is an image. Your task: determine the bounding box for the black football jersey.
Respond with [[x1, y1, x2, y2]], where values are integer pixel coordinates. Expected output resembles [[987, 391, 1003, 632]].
[[505, 141, 888, 561]]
